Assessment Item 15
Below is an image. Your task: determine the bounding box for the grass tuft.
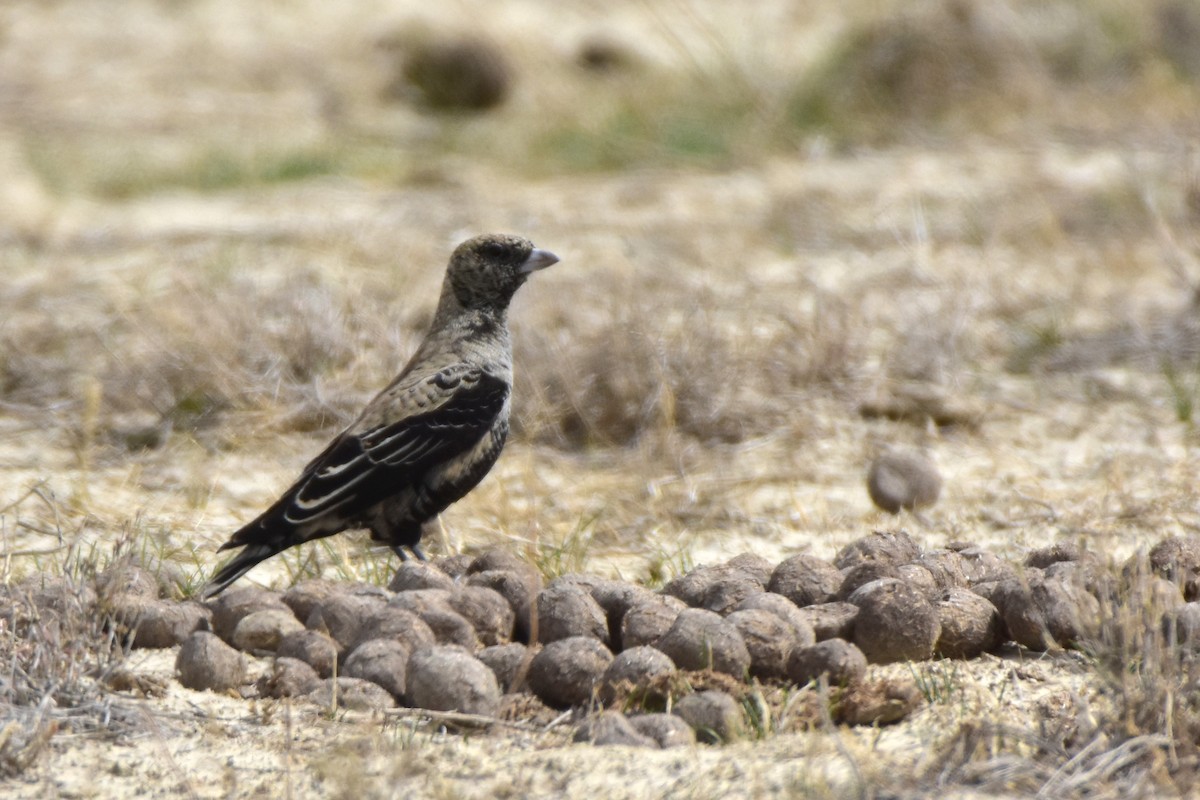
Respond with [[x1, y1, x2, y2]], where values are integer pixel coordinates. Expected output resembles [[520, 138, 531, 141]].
[[0, 569, 138, 779], [514, 276, 865, 448], [787, 0, 1047, 141]]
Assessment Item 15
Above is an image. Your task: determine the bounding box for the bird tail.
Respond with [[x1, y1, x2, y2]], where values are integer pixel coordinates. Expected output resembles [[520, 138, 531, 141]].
[[202, 509, 294, 598], [201, 541, 281, 599]]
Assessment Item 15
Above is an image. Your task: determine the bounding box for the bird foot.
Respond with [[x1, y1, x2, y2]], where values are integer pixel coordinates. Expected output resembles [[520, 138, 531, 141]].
[[390, 544, 429, 562]]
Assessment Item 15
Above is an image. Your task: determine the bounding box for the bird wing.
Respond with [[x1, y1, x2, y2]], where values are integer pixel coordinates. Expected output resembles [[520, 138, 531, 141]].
[[252, 368, 508, 534]]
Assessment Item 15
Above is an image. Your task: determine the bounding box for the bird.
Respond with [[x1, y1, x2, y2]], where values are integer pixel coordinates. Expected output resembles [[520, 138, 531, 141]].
[[202, 233, 558, 597]]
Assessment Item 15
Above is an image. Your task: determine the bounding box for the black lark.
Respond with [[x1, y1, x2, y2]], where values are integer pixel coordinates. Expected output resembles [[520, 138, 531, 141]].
[[203, 233, 558, 597]]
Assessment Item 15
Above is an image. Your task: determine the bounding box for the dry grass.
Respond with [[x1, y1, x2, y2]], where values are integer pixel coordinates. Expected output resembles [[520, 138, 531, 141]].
[[907, 572, 1200, 799], [790, 0, 1200, 143], [0, 557, 149, 781], [4, 0, 1195, 201]]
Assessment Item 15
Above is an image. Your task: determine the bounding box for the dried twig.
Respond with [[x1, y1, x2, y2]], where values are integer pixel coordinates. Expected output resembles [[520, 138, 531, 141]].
[[382, 706, 563, 733], [0, 481, 49, 516]]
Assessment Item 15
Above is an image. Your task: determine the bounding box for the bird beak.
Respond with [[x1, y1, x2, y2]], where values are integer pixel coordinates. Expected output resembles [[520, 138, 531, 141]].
[[519, 248, 559, 274]]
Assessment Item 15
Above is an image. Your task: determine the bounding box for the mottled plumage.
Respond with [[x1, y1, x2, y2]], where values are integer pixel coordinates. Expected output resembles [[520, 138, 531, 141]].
[[203, 234, 558, 597]]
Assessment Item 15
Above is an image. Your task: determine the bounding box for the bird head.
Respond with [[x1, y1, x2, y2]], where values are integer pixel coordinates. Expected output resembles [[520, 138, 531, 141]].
[[444, 233, 558, 312]]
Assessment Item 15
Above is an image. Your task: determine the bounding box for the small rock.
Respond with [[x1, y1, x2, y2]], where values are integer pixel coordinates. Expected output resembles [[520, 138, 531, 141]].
[[726, 609, 802, 681], [1026, 542, 1082, 570], [307, 677, 396, 711], [977, 577, 1047, 650], [786, 639, 867, 687], [354, 606, 436, 654], [797, 602, 859, 641], [397, 36, 512, 111], [103, 667, 168, 696], [768, 555, 842, 607], [834, 530, 920, 570], [96, 562, 160, 601], [232, 608, 304, 653], [144, 558, 192, 601], [724, 553, 775, 586], [276, 629, 339, 678], [343, 638, 411, 699], [629, 713, 696, 748], [935, 589, 1004, 658], [573, 710, 658, 747], [867, 449, 942, 513], [700, 571, 765, 616], [956, 547, 1018, 585], [896, 564, 938, 597], [536, 583, 609, 645], [527, 636, 613, 708], [467, 569, 539, 643], [599, 645, 676, 705], [673, 690, 744, 743], [387, 588, 454, 616], [306, 593, 386, 652], [551, 573, 606, 593], [388, 561, 456, 593], [655, 609, 750, 677], [1046, 558, 1114, 603], [166, 602, 214, 645], [664, 564, 766, 615], [589, 579, 658, 649], [983, 568, 1100, 651], [917, 550, 970, 592], [407, 645, 501, 715], [281, 580, 341, 623], [433, 553, 474, 579], [110, 596, 209, 649], [1035, 570, 1101, 648], [849, 579, 940, 663], [210, 587, 290, 644], [467, 550, 534, 578], [176, 631, 245, 692], [733, 593, 818, 642], [449, 586, 515, 646], [620, 601, 682, 650], [478, 642, 530, 693], [1147, 536, 1200, 600], [257, 657, 321, 698], [835, 676, 923, 726], [836, 561, 901, 601], [419, 607, 478, 649]]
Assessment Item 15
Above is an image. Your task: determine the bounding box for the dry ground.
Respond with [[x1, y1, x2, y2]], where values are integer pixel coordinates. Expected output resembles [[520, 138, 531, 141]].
[[3, 0, 1200, 797]]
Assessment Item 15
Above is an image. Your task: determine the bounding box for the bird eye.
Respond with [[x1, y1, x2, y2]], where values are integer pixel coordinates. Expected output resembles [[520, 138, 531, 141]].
[[479, 241, 509, 260]]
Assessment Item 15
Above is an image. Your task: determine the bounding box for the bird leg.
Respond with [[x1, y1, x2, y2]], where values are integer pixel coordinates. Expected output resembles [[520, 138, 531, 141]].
[[389, 544, 428, 562]]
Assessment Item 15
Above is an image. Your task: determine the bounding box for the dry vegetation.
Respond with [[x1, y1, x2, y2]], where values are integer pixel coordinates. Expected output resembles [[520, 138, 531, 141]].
[[3, 0, 1200, 797]]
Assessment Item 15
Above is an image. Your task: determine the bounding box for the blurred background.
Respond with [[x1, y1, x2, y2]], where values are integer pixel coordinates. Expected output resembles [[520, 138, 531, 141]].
[[0, 0, 1196, 202]]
